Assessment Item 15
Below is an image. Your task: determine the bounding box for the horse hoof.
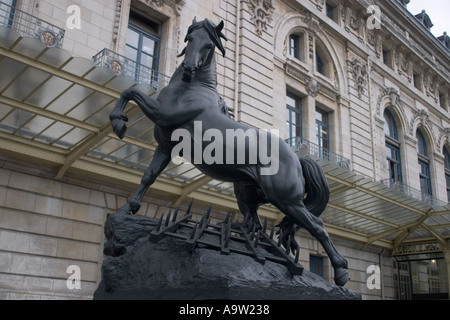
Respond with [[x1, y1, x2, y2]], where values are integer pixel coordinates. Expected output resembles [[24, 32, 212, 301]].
[[111, 119, 128, 139], [334, 268, 350, 287], [117, 204, 135, 215]]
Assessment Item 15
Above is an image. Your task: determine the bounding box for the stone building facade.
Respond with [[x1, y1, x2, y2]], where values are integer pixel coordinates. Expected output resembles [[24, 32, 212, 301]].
[[0, 0, 449, 300]]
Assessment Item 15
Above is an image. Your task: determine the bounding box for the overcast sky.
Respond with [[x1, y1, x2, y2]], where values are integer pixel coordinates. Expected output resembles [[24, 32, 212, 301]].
[[406, 0, 449, 37]]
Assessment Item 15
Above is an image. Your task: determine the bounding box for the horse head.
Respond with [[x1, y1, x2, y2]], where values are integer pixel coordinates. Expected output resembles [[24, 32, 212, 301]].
[[178, 17, 228, 82]]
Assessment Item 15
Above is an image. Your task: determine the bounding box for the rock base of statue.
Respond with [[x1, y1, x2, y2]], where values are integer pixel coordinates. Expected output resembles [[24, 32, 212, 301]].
[[93, 211, 362, 300]]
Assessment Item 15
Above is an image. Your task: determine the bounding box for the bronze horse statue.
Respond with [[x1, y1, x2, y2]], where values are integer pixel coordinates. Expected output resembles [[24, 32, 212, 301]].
[[109, 18, 349, 287]]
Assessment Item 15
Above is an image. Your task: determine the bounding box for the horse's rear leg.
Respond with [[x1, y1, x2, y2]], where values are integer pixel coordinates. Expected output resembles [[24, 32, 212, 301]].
[[274, 201, 349, 287], [234, 183, 264, 230]]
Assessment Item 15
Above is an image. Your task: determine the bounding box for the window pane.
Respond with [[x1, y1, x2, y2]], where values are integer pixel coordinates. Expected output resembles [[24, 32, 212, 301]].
[[126, 28, 139, 48], [291, 110, 296, 126], [326, 3, 334, 20], [446, 174, 450, 201], [444, 147, 450, 170], [2, 109, 34, 133], [316, 52, 325, 75], [384, 110, 398, 140], [125, 45, 138, 62], [142, 37, 156, 56], [286, 96, 296, 109], [36, 122, 74, 145], [289, 34, 300, 59], [16, 115, 53, 139], [0, 0, 16, 27], [286, 94, 302, 142], [140, 53, 154, 69], [417, 130, 428, 157]]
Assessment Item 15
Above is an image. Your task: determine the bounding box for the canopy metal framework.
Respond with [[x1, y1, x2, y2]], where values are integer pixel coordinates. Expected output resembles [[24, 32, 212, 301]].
[[1, 24, 449, 254]]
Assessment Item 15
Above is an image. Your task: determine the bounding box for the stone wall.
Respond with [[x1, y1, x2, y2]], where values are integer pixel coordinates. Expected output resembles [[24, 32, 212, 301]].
[[0, 156, 178, 299], [295, 230, 395, 300]]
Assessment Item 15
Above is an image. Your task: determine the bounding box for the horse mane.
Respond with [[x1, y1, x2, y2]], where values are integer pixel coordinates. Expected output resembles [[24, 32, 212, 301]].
[[182, 18, 228, 57]]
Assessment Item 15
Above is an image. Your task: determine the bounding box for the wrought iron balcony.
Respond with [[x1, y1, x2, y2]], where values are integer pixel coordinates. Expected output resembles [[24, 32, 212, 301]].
[[287, 137, 352, 172], [380, 179, 448, 207], [0, 1, 65, 47], [93, 48, 171, 91]]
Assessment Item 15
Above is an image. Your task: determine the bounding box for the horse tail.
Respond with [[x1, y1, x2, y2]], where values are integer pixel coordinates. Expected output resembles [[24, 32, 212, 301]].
[[299, 157, 330, 217]]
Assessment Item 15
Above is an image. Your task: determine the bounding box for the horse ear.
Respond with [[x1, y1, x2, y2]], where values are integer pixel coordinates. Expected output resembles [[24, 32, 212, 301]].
[[192, 16, 197, 25], [177, 47, 186, 57], [216, 21, 224, 32], [216, 20, 228, 42]]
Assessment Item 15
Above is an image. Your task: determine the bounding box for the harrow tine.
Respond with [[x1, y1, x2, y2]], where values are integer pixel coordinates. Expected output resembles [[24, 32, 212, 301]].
[[156, 212, 164, 232], [254, 231, 260, 248], [165, 210, 172, 227], [172, 206, 179, 222], [224, 210, 231, 224], [263, 217, 268, 233], [206, 205, 212, 220], [185, 199, 194, 216], [270, 223, 275, 239], [225, 224, 231, 247], [190, 222, 198, 240], [199, 212, 205, 226]]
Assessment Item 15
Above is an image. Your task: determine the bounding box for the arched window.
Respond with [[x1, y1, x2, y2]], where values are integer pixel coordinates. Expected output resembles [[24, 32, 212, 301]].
[[384, 110, 402, 185], [417, 129, 432, 198], [314, 41, 334, 79], [316, 51, 325, 75], [289, 34, 300, 59], [288, 32, 305, 61], [444, 147, 450, 201]]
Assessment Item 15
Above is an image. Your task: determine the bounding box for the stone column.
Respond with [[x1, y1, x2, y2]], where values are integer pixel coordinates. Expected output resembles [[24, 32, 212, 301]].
[[431, 152, 447, 203], [303, 94, 317, 144]]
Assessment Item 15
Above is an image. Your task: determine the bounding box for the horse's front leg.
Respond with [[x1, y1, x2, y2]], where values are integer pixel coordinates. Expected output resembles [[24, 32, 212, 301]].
[[110, 88, 162, 139], [118, 146, 172, 215], [110, 91, 131, 139]]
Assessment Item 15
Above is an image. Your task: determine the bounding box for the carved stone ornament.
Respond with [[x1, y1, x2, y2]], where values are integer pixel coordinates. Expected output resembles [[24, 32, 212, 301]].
[[307, 77, 320, 98], [347, 57, 368, 98], [145, 0, 186, 16], [409, 109, 429, 135], [300, 9, 323, 34], [376, 86, 400, 116], [247, 0, 275, 36], [311, 0, 325, 11], [110, 60, 123, 75], [39, 30, 57, 47], [437, 127, 450, 151], [113, 0, 123, 44]]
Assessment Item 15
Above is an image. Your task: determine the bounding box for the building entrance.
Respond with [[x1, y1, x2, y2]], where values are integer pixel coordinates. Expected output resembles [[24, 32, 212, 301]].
[[394, 254, 449, 300]]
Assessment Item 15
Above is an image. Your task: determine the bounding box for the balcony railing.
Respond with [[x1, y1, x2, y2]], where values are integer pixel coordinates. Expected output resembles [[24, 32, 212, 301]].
[[0, 1, 65, 47], [287, 137, 352, 172], [93, 48, 171, 92], [380, 179, 448, 207]]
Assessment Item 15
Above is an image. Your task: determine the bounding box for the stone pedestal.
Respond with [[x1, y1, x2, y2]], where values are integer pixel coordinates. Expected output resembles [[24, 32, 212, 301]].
[[94, 213, 361, 300]]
